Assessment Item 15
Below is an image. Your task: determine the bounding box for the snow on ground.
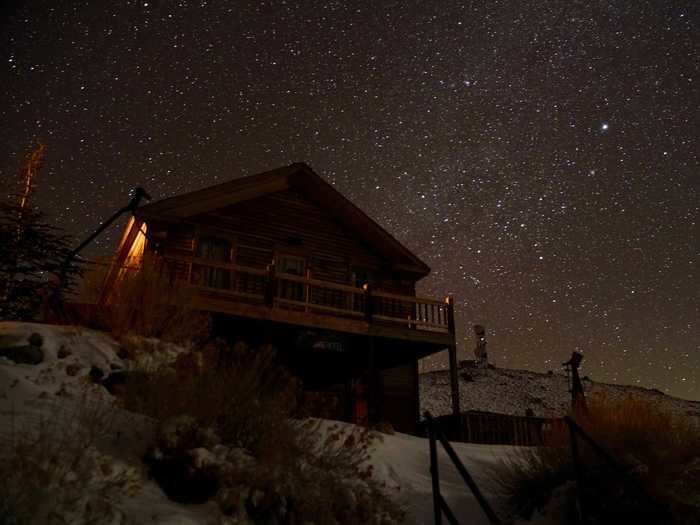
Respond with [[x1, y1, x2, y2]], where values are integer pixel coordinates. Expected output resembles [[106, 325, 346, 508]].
[[371, 428, 513, 525], [0, 322, 525, 524], [11, 322, 696, 524], [421, 364, 700, 420], [0, 322, 220, 525]]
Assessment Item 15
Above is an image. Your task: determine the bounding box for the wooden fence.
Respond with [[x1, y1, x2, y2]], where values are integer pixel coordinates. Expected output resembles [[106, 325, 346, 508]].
[[420, 410, 553, 447]]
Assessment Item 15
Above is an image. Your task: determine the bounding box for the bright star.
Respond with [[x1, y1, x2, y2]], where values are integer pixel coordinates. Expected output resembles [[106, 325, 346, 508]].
[[601, 122, 609, 131]]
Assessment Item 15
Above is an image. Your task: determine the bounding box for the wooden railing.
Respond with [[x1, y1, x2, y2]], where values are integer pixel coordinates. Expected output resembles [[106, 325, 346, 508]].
[[420, 410, 551, 447], [161, 255, 454, 334]]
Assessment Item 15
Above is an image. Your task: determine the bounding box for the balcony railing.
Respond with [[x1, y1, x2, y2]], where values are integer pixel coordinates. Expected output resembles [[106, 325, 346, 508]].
[[161, 255, 454, 334]]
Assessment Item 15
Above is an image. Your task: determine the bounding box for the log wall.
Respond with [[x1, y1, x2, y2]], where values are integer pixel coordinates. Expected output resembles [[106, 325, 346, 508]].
[[151, 189, 419, 295]]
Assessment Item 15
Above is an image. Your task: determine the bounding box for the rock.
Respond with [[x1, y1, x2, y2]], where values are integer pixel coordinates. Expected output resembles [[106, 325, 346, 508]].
[[0, 345, 44, 365], [89, 366, 104, 382], [145, 446, 220, 504], [66, 363, 83, 376], [101, 371, 128, 396], [28, 332, 44, 347], [57, 345, 71, 359], [145, 416, 223, 504]]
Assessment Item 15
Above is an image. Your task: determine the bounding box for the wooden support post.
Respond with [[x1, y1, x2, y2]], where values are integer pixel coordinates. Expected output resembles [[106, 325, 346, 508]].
[[367, 335, 377, 425], [363, 283, 373, 323], [265, 262, 276, 308], [567, 418, 590, 525], [304, 267, 311, 312], [427, 420, 443, 525], [446, 297, 460, 418]]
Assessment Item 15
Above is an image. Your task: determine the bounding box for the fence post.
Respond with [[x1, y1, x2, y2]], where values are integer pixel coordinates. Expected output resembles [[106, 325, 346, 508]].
[[567, 418, 590, 525], [427, 419, 443, 525]]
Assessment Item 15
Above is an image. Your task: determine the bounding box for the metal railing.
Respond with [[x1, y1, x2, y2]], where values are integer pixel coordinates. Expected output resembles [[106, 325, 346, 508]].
[[563, 416, 672, 525], [424, 411, 503, 525]]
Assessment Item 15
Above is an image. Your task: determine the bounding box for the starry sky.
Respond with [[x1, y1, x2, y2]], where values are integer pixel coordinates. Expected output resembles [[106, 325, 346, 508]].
[[1, 1, 698, 399]]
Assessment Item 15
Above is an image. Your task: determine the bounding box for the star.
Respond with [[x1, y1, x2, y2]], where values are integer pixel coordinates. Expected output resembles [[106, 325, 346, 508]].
[[0, 0, 696, 400]]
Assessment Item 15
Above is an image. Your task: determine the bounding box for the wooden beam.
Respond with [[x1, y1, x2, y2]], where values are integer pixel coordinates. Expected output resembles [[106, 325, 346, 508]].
[[99, 217, 143, 305], [368, 335, 377, 425]]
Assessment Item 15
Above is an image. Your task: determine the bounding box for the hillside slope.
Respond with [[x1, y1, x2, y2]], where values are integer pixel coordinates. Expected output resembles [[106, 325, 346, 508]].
[[0, 322, 518, 524], [420, 363, 700, 420]]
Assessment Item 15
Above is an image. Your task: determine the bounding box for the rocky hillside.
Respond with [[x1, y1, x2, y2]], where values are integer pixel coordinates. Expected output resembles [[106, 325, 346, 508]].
[[420, 362, 700, 420]]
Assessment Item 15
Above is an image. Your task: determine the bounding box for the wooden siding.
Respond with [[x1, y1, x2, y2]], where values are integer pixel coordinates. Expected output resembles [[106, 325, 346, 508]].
[[380, 361, 419, 433], [155, 189, 419, 295]]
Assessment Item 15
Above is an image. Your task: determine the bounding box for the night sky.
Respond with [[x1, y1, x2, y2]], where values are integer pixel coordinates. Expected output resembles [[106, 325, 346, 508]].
[[1, 1, 698, 399]]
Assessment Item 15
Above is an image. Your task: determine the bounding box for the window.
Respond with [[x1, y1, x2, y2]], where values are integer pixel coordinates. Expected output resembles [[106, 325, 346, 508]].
[[351, 267, 372, 288], [193, 236, 233, 289], [277, 254, 306, 301], [278, 254, 305, 276]]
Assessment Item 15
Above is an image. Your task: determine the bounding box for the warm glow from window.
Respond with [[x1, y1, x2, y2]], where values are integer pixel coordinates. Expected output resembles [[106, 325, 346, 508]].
[[116, 217, 147, 274], [126, 221, 147, 266]]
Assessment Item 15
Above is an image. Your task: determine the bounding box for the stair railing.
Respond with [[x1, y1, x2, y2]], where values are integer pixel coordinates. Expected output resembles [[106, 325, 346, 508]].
[[424, 411, 502, 525]]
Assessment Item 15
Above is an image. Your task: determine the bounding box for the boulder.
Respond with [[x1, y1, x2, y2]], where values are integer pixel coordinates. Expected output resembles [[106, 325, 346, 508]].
[[101, 370, 128, 396], [89, 366, 104, 382], [144, 416, 224, 504], [0, 345, 44, 365], [28, 332, 44, 347]]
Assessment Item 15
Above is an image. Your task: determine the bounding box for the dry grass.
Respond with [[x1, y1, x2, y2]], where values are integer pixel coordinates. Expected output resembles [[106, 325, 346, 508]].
[[122, 340, 404, 524], [122, 340, 299, 456], [0, 395, 141, 524], [90, 255, 210, 344], [496, 394, 700, 524]]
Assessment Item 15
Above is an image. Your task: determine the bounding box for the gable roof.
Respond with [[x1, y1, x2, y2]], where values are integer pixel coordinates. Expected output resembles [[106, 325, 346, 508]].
[[135, 163, 431, 277]]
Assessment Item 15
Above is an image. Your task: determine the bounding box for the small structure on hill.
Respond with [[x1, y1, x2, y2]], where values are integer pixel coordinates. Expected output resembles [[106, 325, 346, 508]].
[[473, 324, 488, 368], [562, 351, 587, 414]]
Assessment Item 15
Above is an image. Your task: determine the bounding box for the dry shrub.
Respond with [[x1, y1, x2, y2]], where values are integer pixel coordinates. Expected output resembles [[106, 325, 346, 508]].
[[122, 340, 299, 456], [223, 421, 404, 524], [75, 255, 112, 305], [122, 340, 404, 524], [104, 255, 210, 344], [496, 394, 700, 524], [0, 396, 141, 524]]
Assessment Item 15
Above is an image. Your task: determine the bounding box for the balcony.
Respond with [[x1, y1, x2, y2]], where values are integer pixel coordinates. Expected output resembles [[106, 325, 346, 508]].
[[162, 255, 456, 346]]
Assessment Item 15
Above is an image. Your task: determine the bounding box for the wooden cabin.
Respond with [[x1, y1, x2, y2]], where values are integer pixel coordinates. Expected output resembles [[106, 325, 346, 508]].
[[106, 163, 460, 433]]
